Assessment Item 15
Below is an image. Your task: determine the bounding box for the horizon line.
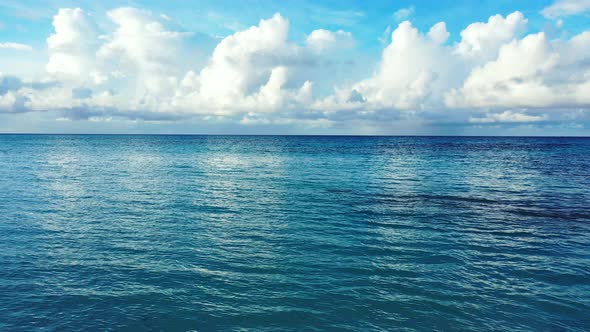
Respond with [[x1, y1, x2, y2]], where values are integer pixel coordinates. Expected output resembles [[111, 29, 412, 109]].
[[1, 133, 589, 138]]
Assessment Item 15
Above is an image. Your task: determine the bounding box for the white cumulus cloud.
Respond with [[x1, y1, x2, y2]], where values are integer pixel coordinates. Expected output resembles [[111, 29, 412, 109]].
[[306, 29, 354, 53], [446, 31, 590, 109], [455, 11, 528, 60], [46, 8, 100, 81]]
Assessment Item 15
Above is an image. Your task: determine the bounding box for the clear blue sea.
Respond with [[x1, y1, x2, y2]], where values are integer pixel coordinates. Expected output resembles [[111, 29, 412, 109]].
[[1, 135, 589, 331]]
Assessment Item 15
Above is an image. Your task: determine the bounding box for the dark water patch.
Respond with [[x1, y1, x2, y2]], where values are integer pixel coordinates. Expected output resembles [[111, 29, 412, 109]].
[[505, 208, 590, 221]]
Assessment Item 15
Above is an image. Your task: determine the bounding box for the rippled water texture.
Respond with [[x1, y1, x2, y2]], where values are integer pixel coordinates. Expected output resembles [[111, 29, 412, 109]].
[[1, 135, 589, 331]]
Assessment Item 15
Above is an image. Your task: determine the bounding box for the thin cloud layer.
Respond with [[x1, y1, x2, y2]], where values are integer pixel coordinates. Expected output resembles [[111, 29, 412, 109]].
[[541, 0, 590, 19], [0, 42, 33, 51]]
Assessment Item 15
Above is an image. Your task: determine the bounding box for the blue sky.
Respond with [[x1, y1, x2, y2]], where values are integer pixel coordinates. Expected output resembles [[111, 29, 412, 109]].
[[1, 0, 590, 135], [0, 0, 578, 53]]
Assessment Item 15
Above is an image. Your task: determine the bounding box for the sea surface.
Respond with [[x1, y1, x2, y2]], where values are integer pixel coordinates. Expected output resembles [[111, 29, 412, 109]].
[[1, 135, 589, 331]]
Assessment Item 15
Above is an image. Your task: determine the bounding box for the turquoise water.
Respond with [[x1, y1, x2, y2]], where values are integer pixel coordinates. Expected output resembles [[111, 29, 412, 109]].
[[1, 135, 589, 331]]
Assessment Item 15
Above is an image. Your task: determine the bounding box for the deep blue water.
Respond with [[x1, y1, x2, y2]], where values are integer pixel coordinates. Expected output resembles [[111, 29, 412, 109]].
[[1, 135, 589, 331]]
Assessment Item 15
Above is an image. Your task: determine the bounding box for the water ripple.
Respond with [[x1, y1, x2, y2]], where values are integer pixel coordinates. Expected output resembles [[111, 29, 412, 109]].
[[0, 135, 589, 331]]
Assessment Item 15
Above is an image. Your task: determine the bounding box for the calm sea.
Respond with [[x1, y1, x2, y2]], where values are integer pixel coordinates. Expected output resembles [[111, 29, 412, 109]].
[[1, 135, 589, 331]]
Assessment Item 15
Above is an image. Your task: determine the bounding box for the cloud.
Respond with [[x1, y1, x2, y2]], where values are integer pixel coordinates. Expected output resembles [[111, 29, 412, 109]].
[[456, 11, 528, 60], [72, 87, 92, 99], [98, 7, 188, 92], [39, 7, 192, 115], [542, 0, 590, 19], [2, 7, 590, 133], [306, 29, 354, 53], [0, 74, 27, 113], [469, 111, 548, 124], [30, 9, 354, 120], [0, 74, 60, 113], [428, 22, 450, 45], [356, 20, 451, 110], [305, 6, 365, 27], [172, 13, 315, 115], [193, 13, 294, 109], [0, 42, 33, 51], [46, 8, 100, 81], [446, 31, 590, 109], [0, 74, 22, 94], [314, 19, 456, 112], [315, 10, 590, 117], [393, 6, 415, 21]]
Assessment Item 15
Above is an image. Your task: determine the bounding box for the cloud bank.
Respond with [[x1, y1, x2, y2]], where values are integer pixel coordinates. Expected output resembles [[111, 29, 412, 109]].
[[1, 4, 589, 132]]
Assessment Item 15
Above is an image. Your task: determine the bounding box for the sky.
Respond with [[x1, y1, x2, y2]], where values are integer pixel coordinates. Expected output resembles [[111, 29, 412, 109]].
[[0, 0, 590, 135]]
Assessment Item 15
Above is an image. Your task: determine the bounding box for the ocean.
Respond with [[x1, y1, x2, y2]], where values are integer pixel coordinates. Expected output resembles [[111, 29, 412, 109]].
[[1, 135, 589, 331]]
